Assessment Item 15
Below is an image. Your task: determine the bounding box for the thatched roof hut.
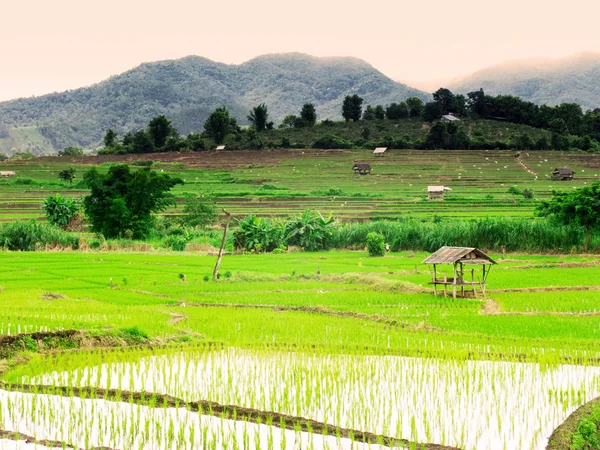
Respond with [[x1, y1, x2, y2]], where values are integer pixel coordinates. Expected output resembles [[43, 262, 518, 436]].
[[423, 246, 497, 298], [551, 168, 574, 180]]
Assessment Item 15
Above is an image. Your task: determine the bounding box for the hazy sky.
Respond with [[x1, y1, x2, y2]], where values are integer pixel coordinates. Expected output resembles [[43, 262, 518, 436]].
[[2, 0, 600, 101]]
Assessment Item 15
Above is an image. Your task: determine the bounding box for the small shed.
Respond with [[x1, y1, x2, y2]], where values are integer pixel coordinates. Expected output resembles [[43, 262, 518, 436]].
[[423, 246, 497, 298], [373, 147, 387, 156], [0, 171, 16, 178], [441, 114, 460, 122], [216, 145, 226, 151], [427, 185, 452, 200], [551, 168, 574, 181], [352, 163, 372, 175]]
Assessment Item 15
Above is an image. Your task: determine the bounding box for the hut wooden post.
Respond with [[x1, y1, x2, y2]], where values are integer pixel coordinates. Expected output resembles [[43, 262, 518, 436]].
[[471, 269, 475, 296], [432, 264, 437, 296], [452, 263, 457, 300], [481, 265, 487, 298]]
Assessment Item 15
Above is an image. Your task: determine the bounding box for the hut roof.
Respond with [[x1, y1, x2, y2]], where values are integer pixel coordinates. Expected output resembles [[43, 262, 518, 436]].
[[441, 114, 460, 121], [423, 246, 497, 265], [0, 171, 16, 176], [427, 185, 452, 192], [553, 167, 574, 175], [373, 147, 387, 154], [353, 163, 372, 171]]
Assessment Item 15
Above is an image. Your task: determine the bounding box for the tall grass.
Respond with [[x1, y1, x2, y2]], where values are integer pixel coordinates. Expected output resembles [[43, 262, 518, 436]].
[[0, 220, 80, 251], [331, 218, 588, 253]]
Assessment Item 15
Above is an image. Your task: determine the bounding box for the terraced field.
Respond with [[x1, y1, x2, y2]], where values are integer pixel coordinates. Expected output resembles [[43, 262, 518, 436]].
[[0, 251, 599, 449], [1, 149, 599, 221]]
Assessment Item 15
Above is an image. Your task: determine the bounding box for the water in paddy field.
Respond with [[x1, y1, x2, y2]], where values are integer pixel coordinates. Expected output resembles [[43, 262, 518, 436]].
[[10, 349, 600, 449]]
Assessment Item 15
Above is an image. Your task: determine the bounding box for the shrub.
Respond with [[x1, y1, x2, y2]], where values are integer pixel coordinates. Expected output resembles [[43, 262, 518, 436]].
[[522, 188, 534, 199], [164, 235, 188, 251], [313, 134, 353, 149], [224, 271, 232, 279], [42, 194, 80, 229], [88, 239, 103, 249], [284, 210, 337, 251], [366, 232, 386, 256], [131, 160, 154, 167], [0, 220, 80, 251], [507, 186, 522, 196]]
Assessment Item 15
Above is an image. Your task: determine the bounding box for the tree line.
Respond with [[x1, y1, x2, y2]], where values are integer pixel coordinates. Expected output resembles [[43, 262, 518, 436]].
[[82, 87, 600, 155]]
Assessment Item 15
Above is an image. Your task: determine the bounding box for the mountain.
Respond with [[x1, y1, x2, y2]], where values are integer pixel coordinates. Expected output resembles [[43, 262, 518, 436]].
[[450, 52, 600, 110], [0, 53, 427, 155]]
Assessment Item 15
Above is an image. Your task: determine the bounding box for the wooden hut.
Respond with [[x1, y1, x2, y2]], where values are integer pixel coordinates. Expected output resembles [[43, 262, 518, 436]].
[[423, 246, 497, 299], [0, 171, 16, 178], [216, 145, 226, 151], [373, 147, 387, 157], [551, 168, 574, 181], [441, 114, 460, 122], [427, 186, 451, 200], [352, 163, 372, 175]]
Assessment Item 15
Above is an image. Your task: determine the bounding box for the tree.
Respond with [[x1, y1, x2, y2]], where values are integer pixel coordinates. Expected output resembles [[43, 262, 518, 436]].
[[180, 194, 217, 228], [204, 107, 238, 145], [374, 105, 386, 120], [537, 181, 600, 250], [300, 103, 317, 127], [58, 168, 76, 185], [131, 130, 155, 154], [342, 95, 363, 122], [362, 105, 376, 121], [148, 115, 176, 149], [406, 97, 424, 117], [386, 102, 409, 120], [104, 129, 118, 148], [432, 88, 456, 115], [247, 103, 272, 131], [423, 102, 442, 122], [58, 146, 84, 156], [42, 194, 80, 229], [467, 89, 488, 117], [281, 115, 299, 128], [82, 165, 183, 238]]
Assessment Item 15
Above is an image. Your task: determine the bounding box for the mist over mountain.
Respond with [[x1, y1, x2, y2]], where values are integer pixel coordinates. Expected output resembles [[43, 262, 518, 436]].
[[0, 53, 427, 155], [450, 53, 600, 110]]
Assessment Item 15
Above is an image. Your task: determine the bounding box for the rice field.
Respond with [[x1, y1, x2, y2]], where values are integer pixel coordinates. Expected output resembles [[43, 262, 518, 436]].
[[0, 250, 599, 449], [1, 149, 600, 221]]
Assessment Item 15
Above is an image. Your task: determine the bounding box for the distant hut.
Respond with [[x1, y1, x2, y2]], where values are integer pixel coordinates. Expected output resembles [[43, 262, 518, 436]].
[[352, 163, 372, 175], [216, 145, 226, 151], [0, 171, 16, 178], [373, 147, 387, 157], [427, 186, 452, 200], [441, 114, 460, 122], [423, 246, 497, 299], [551, 168, 574, 181]]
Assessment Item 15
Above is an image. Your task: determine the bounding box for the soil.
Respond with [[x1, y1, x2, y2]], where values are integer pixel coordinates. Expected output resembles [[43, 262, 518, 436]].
[[35, 149, 348, 170]]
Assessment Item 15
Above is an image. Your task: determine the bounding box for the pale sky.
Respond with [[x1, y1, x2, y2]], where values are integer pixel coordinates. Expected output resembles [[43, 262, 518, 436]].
[[1, 0, 600, 101]]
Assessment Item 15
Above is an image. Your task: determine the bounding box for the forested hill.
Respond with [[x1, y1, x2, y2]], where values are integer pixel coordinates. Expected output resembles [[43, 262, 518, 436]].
[[0, 53, 427, 155], [450, 53, 600, 110]]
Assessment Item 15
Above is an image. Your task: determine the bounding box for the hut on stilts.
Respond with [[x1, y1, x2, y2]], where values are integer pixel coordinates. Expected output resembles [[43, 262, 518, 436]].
[[423, 246, 497, 299]]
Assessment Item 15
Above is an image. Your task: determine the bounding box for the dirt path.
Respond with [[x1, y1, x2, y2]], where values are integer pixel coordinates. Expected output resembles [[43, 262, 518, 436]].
[[490, 285, 600, 293], [546, 395, 600, 449], [1, 383, 460, 450], [516, 154, 539, 177], [0, 429, 116, 450], [480, 298, 600, 316], [178, 302, 441, 332]]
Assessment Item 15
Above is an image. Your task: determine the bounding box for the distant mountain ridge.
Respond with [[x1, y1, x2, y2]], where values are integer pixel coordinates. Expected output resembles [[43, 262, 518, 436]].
[[0, 53, 427, 155], [450, 52, 600, 110]]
